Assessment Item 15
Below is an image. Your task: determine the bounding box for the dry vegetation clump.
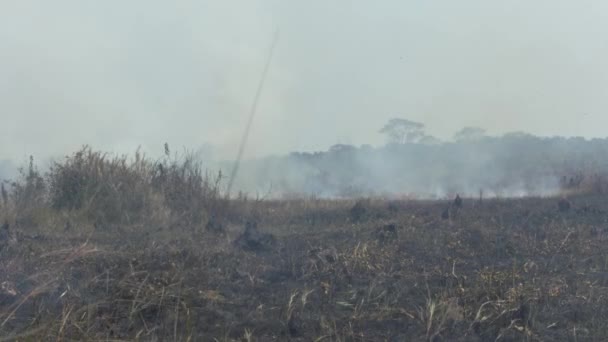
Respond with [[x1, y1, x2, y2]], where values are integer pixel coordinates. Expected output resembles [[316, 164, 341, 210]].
[[45, 146, 228, 230], [3, 148, 608, 340]]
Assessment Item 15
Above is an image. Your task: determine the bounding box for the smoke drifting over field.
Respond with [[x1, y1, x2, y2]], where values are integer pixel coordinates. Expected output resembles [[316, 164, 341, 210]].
[[2, 1, 608, 197], [3, 133, 607, 199], [227, 135, 608, 199]]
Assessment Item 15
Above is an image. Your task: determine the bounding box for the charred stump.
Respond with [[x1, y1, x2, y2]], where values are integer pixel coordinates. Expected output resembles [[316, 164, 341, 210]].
[[374, 223, 398, 243], [558, 198, 571, 212], [350, 200, 367, 222], [234, 221, 276, 252], [454, 194, 463, 209]]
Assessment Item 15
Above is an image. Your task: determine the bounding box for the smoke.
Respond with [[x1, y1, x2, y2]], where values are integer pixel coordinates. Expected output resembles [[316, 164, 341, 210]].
[[0, 1, 291, 161], [226, 135, 606, 199], [2, 1, 608, 160], [2, 1, 608, 195]]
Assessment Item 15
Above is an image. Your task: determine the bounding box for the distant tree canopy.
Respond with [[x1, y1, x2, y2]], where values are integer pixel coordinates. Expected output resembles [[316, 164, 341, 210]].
[[453, 127, 487, 142], [379, 118, 425, 144], [228, 129, 608, 198]]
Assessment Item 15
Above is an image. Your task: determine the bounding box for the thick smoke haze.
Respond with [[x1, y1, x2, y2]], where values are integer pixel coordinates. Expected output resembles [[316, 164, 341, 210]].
[[228, 135, 608, 199], [2, 1, 608, 192]]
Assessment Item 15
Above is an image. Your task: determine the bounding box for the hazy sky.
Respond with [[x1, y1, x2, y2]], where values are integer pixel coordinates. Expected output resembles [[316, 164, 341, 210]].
[[1, 0, 608, 162]]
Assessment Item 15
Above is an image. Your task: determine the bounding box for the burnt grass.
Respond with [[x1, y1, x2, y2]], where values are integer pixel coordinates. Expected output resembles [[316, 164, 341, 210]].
[[2, 195, 608, 341]]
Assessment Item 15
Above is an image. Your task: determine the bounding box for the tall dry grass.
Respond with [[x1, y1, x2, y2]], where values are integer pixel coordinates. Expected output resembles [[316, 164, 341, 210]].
[[5, 146, 228, 230]]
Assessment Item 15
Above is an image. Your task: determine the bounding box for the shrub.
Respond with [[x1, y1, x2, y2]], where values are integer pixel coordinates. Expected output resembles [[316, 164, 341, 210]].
[[151, 151, 224, 227], [10, 156, 46, 226], [45, 146, 224, 227], [47, 147, 152, 224]]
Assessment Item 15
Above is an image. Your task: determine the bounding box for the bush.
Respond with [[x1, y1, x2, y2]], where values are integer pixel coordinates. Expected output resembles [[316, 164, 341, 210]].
[[48, 147, 152, 224], [151, 151, 224, 227], [10, 156, 46, 226], [44, 146, 224, 226]]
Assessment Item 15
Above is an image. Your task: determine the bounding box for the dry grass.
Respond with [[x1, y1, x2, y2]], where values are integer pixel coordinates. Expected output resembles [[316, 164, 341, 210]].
[[2, 148, 608, 340]]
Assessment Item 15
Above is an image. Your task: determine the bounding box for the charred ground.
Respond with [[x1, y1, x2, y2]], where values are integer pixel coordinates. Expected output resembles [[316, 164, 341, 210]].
[[1, 149, 608, 341]]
